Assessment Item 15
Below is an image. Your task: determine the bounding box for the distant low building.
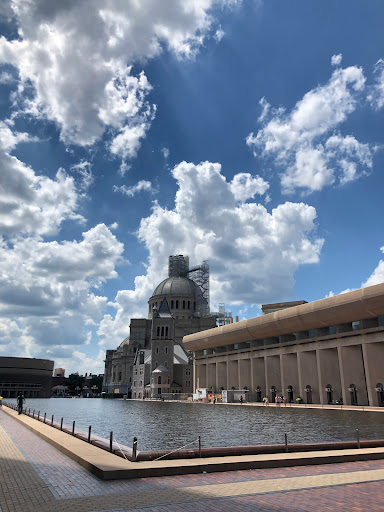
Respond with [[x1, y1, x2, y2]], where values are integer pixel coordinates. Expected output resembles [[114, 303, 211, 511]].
[[54, 367, 65, 377], [0, 357, 54, 398]]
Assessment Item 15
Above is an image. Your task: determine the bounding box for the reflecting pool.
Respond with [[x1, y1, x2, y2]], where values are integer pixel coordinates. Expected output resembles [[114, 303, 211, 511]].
[[6, 398, 384, 451]]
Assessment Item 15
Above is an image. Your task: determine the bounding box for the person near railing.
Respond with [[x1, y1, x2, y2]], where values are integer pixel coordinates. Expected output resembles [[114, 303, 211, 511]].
[[16, 392, 24, 415]]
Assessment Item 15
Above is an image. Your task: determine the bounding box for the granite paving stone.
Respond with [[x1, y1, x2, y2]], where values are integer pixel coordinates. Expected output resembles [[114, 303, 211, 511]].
[[1, 408, 384, 511]]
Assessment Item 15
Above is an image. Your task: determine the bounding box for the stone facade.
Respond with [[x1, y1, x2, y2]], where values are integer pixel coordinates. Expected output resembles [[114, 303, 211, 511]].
[[103, 255, 217, 397], [183, 283, 384, 407]]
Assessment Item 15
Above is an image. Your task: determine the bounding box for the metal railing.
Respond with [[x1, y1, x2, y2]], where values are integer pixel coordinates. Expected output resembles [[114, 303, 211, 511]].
[[2, 402, 380, 463]]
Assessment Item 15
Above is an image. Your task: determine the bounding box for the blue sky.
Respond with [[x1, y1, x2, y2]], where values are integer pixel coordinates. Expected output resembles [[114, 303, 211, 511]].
[[0, 0, 384, 374]]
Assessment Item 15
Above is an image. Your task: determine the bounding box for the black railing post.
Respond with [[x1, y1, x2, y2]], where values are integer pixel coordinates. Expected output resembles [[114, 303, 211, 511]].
[[110, 431, 113, 453], [44, 413, 46, 423], [285, 433, 288, 452], [60, 418, 63, 431], [88, 425, 92, 443], [72, 421, 75, 436], [38, 411, 40, 421], [356, 428, 360, 449], [132, 437, 137, 461], [198, 436, 202, 457], [51, 415, 54, 426]]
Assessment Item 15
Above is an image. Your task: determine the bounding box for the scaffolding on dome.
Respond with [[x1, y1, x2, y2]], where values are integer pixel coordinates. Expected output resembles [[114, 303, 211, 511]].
[[167, 255, 231, 323], [188, 260, 210, 317], [211, 303, 233, 326]]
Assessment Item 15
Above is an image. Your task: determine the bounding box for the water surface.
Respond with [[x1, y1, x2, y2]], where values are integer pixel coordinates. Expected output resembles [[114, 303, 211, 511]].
[[6, 398, 383, 451]]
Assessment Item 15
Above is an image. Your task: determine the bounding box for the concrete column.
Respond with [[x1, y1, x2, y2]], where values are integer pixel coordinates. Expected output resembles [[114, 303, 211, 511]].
[[252, 356, 265, 396], [227, 359, 239, 390], [207, 362, 216, 391], [362, 341, 384, 406], [239, 358, 251, 390], [338, 345, 368, 406], [196, 363, 207, 388], [217, 361, 227, 390], [317, 347, 342, 404], [281, 352, 299, 402], [265, 355, 281, 399], [298, 350, 319, 403]]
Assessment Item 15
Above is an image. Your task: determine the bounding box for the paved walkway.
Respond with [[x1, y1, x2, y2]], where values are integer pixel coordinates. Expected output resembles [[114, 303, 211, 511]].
[[1, 409, 384, 511]]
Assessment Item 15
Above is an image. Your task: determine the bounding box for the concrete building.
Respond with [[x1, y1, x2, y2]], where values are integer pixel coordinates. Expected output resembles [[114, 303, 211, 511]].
[[103, 255, 219, 397], [183, 283, 384, 407], [0, 357, 54, 398]]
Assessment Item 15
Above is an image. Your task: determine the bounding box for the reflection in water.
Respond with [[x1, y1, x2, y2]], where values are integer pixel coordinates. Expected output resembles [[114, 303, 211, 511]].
[[6, 398, 384, 451]]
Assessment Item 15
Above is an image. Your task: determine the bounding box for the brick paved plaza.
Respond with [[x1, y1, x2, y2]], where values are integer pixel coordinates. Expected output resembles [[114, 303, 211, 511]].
[[1, 408, 384, 512]]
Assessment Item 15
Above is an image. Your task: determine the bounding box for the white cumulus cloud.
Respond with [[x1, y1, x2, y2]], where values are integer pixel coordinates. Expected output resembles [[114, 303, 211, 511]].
[[362, 246, 384, 288], [113, 180, 156, 198], [98, 160, 323, 349], [0, 0, 233, 157], [247, 60, 373, 194]]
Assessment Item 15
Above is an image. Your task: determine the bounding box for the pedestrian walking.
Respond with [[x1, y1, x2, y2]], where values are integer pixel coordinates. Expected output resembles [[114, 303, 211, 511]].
[[17, 392, 24, 415]]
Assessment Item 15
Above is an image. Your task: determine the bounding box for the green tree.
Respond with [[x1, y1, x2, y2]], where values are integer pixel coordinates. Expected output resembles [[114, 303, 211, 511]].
[[67, 373, 85, 394]]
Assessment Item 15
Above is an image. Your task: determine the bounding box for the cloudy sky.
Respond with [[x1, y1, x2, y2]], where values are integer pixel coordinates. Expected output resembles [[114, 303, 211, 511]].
[[1, 0, 384, 375]]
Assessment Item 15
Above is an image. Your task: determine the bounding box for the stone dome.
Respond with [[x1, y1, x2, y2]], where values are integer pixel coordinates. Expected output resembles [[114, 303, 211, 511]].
[[151, 276, 202, 299]]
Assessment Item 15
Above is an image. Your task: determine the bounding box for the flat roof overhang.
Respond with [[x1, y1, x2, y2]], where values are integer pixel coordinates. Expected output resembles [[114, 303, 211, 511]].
[[182, 283, 384, 352]]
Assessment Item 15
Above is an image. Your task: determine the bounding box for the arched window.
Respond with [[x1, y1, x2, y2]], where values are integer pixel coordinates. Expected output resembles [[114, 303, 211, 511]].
[[157, 326, 160, 337], [158, 376, 161, 384], [176, 300, 179, 309], [183, 300, 186, 309], [348, 384, 357, 406], [165, 346, 168, 354], [165, 326, 168, 338], [325, 384, 333, 404], [161, 326, 164, 337], [156, 346, 159, 354], [171, 300, 174, 309], [188, 301, 190, 309]]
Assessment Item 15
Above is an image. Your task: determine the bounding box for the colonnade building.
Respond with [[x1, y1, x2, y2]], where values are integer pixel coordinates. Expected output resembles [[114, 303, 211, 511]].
[[183, 283, 384, 407]]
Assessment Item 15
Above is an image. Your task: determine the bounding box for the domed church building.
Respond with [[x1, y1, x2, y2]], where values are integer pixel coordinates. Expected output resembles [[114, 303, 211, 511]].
[[102, 255, 218, 398]]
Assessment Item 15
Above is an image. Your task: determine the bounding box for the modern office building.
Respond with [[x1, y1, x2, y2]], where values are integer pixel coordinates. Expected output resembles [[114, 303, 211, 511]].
[[183, 283, 384, 407], [0, 357, 54, 398]]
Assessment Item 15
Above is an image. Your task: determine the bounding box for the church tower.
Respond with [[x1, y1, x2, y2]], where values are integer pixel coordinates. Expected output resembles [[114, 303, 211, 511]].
[[150, 298, 174, 398]]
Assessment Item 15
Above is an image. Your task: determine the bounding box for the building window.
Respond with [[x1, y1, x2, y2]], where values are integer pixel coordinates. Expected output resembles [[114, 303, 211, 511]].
[[161, 326, 164, 337], [133, 381, 136, 387], [183, 300, 186, 309], [165, 346, 168, 354], [158, 388, 162, 394], [157, 326, 160, 337], [176, 300, 179, 309], [164, 361, 168, 367], [156, 346, 159, 353], [155, 361, 158, 367], [186, 380, 190, 387], [188, 301, 190, 309], [171, 300, 174, 308], [165, 326, 168, 338]]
